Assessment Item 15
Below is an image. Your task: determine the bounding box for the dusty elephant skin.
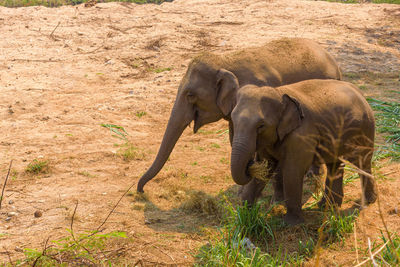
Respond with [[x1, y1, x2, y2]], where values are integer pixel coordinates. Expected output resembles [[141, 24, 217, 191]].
[[136, 37, 341, 193], [230, 79, 377, 225]]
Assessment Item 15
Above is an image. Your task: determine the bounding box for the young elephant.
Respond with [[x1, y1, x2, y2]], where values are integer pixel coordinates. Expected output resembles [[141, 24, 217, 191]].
[[230, 79, 377, 225], [137, 38, 341, 193]]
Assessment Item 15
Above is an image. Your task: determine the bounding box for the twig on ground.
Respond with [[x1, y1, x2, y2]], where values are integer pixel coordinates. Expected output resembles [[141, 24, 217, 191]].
[[133, 259, 145, 267], [354, 239, 390, 267], [32, 236, 50, 267], [354, 221, 359, 265], [3, 246, 13, 266], [50, 22, 61, 41], [69, 201, 95, 262], [0, 160, 13, 210], [88, 182, 137, 237], [153, 244, 175, 263], [368, 237, 378, 267]]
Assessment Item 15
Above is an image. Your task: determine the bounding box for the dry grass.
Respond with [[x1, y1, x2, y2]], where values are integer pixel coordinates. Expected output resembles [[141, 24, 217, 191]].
[[247, 160, 272, 182], [144, 36, 166, 51], [180, 191, 222, 217]]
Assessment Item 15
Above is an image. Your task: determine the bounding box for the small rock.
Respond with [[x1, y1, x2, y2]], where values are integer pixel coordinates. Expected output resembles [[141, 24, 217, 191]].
[[7, 212, 17, 217], [389, 207, 399, 215], [34, 210, 42, 218], [242, 237, 256, 250], [8, 200, 14, 204]]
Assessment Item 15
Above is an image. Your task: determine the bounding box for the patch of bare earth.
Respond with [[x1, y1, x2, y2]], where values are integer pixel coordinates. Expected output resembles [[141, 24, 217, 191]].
[[0, 0, 399, 265]]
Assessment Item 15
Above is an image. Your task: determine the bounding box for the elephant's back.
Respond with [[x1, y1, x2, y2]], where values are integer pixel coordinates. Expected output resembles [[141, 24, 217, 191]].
[[264, 38, 342, 83], [285, 79, 375, 136], [227, 38, 341, 86]]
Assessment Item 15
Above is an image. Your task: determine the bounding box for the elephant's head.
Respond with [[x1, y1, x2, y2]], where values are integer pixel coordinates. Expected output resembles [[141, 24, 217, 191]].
[[137, 54, 240, 192], [230, 86, 304, 185]]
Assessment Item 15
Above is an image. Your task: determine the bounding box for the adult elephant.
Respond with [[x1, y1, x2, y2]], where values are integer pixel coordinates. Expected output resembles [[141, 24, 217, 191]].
[[137, 38, 341, 193]]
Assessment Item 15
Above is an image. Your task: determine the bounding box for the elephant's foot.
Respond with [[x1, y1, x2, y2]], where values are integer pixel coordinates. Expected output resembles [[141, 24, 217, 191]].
[[362, 179, 377, 205], [364, 191, 377, 205], [283, 212, 305, 226], [272, 189, 284, 203], [318, 195, 343, 210]]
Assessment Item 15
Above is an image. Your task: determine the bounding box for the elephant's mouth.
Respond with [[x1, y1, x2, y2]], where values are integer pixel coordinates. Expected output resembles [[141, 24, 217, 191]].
[[193, 109, 200, 133], [245, 159, 255, 176]]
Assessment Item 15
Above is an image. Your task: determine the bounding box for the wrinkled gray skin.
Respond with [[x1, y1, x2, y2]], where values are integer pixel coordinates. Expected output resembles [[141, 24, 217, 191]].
[[137, 38, 342, 194], [230, 80, 377, 225]]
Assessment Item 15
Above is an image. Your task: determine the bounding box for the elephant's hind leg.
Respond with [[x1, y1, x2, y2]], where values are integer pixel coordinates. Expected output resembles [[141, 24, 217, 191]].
[[350, 154, 377, 205], [319, 162, 344, 208]]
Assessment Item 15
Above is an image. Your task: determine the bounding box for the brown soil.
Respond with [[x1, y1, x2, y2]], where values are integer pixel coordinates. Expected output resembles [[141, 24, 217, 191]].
[[0, 0, 399, 265]]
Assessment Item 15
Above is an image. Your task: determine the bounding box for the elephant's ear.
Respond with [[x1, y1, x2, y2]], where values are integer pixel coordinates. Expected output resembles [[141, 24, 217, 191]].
[[216, 69, 240, 116], [277, 94, 304, 141]]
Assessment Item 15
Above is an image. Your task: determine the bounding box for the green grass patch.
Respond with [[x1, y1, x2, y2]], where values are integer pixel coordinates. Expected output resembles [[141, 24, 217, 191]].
[[0, 0, 173, 8], [101, 123, 129, 141], [195, 231, 300, 267], [195, 201, 307, 266], [25, 159, 49, 174], [18, 230, 127, 266], [211, 143, 221, 149], [116, 142, 146, 161], [374, 233, 400, 265], [367, 98, 400, 160], [321, 209, 358, 243], [150, 67, 172, 73], [135, 111, 147, 118], [195, 193, 361, 266]]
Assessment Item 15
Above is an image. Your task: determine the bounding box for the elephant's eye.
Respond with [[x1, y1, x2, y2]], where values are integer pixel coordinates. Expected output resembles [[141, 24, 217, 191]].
[[187, 93, 197, 104], [257, 124, 265, 134]]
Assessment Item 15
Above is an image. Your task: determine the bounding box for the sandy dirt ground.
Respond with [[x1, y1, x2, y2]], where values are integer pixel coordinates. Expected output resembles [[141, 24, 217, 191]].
[[0, 0, 399, 265]]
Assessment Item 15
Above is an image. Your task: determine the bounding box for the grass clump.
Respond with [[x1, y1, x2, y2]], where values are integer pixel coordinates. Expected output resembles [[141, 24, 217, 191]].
[[321, 209, 358, 243], [226, 202, 275, 245], [135, 111, 147, 118], [116, 143, 145, 161], [195, 201, 304, 266], [180, 191, 222, 217], [19, 230, 127, 266], [25, 159, 49, 174], [151, 67, 172, 73], [374, 233, 400, 265], [195, 231, 288, 267], [101, 123, 129, 141]]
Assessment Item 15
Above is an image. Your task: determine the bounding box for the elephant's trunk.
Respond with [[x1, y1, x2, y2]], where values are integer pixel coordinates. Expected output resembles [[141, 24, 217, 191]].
[[137, 98, 193, 192], [230, 133, 257, 185]]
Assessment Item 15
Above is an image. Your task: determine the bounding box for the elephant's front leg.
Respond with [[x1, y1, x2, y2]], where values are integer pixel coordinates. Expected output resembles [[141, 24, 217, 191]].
[[238, 178, 266, 205], [281, 152, 314, 225], [272, 166, 284, 202]]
